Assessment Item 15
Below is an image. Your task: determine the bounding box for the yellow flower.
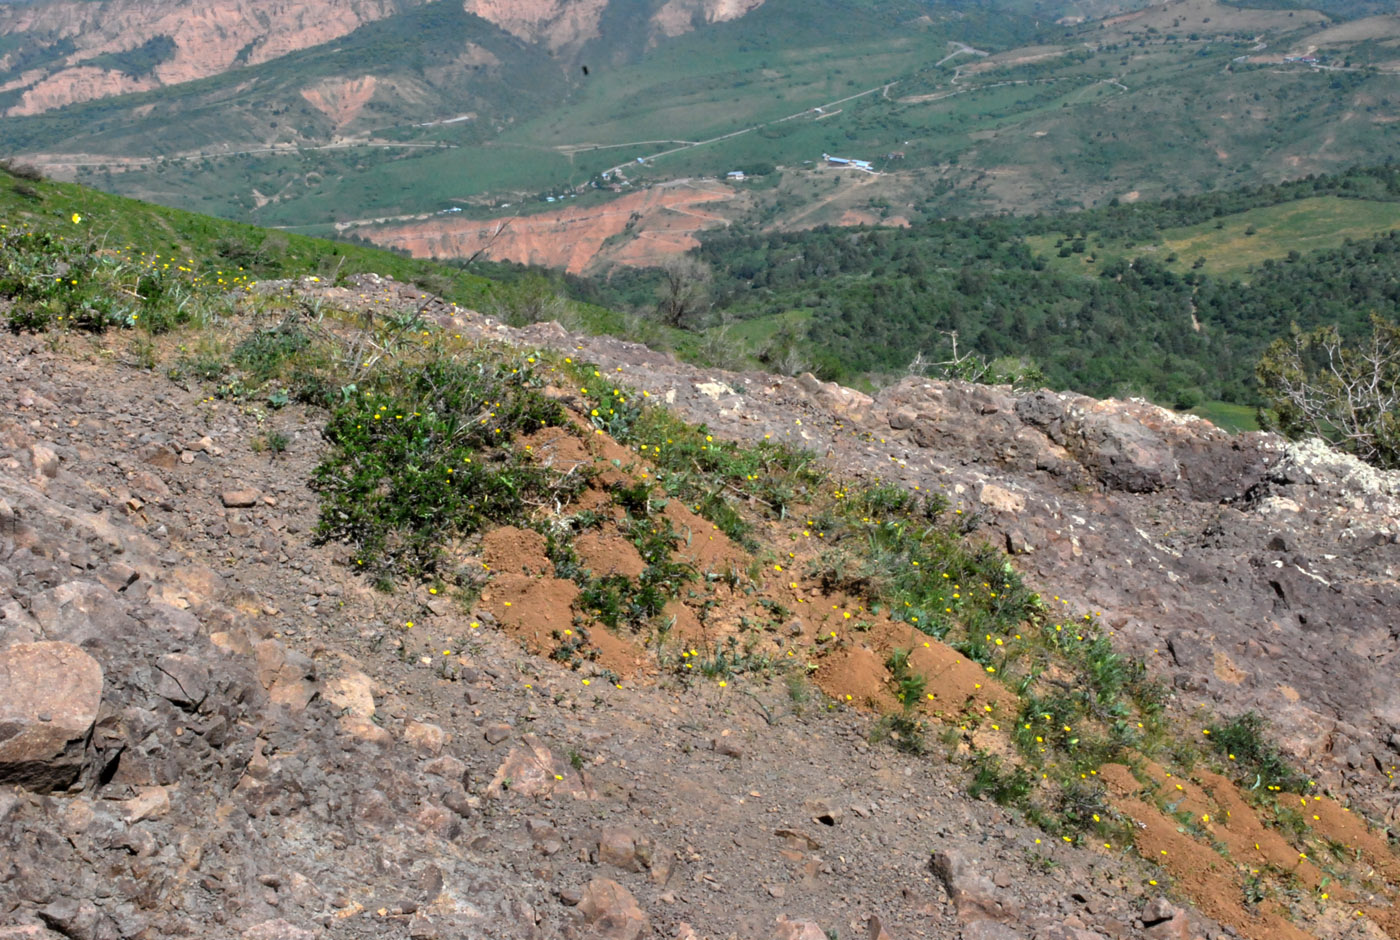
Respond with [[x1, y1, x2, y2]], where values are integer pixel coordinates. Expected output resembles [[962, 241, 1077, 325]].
[[71, 213, 82, 224]]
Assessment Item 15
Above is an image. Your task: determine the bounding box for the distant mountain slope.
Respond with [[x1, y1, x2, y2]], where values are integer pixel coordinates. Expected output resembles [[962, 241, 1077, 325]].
[[4, 0, 1395, 239], [0, 0, 422, 115], [0, 0, 773, 117]]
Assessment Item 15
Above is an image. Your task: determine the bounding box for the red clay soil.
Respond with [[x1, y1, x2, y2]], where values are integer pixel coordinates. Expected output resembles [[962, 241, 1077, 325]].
[[574, 530, 647, 579], [581, 623, 649, 679], [363, 181, 737, 274], [521, 425, 594, 473], [662, 599, 711, 652], [814, 645, 901, 711], [906, 638, 1019, 716], [1113, 794, 1317, 940], [662, 499, 746, 572], [1099, 760, 1400, 940], [482, 573, 580, 658], [482, 525, 552, 577]]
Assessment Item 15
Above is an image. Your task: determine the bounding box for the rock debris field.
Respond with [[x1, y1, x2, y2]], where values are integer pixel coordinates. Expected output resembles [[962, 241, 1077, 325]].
[[1, 273, 1399, 940]]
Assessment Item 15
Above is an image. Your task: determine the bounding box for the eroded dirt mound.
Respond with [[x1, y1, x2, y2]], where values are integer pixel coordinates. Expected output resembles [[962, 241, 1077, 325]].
[[362, 181, 738, 274]]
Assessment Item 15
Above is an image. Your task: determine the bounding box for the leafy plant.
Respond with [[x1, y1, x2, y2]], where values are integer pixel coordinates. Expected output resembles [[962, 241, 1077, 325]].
[[312, 355, 579, 584], [1206, 712, 1309, 794], [968, 752, 1035, 806]]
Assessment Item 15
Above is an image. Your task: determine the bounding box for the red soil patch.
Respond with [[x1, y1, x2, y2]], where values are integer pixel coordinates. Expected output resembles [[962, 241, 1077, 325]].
[[1117, 795, 1315, 940], [663, 499, 745, 572], [1196, 770, 1322, 886], [483, 574, 579, 657], [814, 644, 899, 711], [482, 525, 551, 576], [480, 524, 645, 676], [663, 599, 710, 652], [906, 637, 1017, 716], [584, 624, 647, 679], [566, 486, 613, 514], [1098, 763, 1141, 796], [574, 530, 647, 579], [521, 426, 593, 473], [471, 391, 1394, 940], [1304, 794, 1400, 882], [364, 181, 736, 274]]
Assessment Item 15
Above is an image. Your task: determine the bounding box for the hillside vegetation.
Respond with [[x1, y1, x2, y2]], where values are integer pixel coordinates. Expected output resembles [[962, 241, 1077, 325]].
[[7, 166, 1400, 940], [668, 164, 1400, 410]]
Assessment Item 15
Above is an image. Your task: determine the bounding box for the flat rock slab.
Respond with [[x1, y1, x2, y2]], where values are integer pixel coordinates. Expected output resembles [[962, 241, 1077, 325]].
[[221, 489, 260, 509], [0, 642, 104, 790]]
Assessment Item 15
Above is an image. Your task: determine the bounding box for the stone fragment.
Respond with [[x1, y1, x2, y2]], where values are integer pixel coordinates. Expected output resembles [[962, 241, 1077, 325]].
[[1141, 898, 1190, 940], [597, 825, 650, 872], [931, 848, 1019, 923], [423, 755, 466, 780], [804, 798, 843, 826], [960, 924, 1025, 940], [119, 785, 172, 822], [255, 641, 316, 712], [487, 736, 594, 800], [1140, 898, 1177, 925], [241, 920, 317, 940], [484, 722, 512, 745], [129, 470, 170, 500], [142, 444, 179, 470], [978, 483, 1025, 514], [38, 899, 98, 940], [28, 444, 59, 479], [323, 671, 376, 718], [0, 925, 65, 939], [578, 878, 649, 940], [442, 789, 475, 819], [0, 642, 104, 790], [221, 489, 260, 509], [152, 653, 210, 710], [405, 721, 446, 756], [712, 736, 743, 758], [774, 828, 821, 851], [889, 407, 918, 430], [867, 914, 895, 940], [338, 716, 394, 748], [773, 918, 828, 940]]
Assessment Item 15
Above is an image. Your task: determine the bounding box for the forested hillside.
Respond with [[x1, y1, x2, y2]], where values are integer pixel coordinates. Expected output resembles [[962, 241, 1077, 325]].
[[685, 164, 1400, 408]]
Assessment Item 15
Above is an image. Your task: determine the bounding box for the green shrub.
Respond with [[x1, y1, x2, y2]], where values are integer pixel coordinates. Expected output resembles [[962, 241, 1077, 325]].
[[312, 355, 580, 584]]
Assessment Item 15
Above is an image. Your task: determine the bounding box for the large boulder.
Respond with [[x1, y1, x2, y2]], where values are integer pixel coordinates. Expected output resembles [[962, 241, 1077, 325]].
[[578, 878, 649, 940], [0, 642, 104, 790], [931, 847, 1020, 924]]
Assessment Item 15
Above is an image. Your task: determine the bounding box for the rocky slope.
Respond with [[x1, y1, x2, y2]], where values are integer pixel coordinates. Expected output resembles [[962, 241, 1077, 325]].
[[502, 317, 1400, 818], [0, 299, 1210, 940], [3, 271, 1400, 940]]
